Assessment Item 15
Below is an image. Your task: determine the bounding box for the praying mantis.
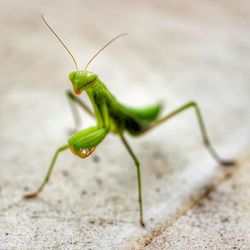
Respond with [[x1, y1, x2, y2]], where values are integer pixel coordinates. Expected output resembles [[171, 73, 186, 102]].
[[24, 16, 235, 227]]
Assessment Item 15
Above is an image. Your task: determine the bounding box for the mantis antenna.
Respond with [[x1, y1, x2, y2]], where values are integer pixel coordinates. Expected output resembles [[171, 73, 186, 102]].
[[84, 33, 128, 70], [41, 15, 79, 70]]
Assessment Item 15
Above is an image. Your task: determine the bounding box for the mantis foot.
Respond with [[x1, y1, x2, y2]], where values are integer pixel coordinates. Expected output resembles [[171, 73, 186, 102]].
[[220, 159, 236, 167], [23, 191, 40, 199]]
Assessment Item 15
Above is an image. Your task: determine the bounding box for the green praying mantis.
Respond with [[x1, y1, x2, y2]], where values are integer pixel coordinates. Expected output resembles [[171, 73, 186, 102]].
[[24, 16, 235, 227]]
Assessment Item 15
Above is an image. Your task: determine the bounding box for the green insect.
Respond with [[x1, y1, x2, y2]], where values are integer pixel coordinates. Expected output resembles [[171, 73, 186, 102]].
[[24, 16, 235, 227]]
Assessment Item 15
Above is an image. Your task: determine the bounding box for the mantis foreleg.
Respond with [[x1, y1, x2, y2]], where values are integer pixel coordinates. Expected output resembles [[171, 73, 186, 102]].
[[120, 134, 145, 227], [141, 101, 235, 166]]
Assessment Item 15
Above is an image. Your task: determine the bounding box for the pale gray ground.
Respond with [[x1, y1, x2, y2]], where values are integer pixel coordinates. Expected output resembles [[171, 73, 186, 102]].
[[0, 1, 250, 249]]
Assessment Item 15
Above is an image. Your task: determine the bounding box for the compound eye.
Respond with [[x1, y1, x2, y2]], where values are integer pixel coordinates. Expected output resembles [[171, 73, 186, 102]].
[[87, 74, 97, 83], [69, 71, 75, 82]]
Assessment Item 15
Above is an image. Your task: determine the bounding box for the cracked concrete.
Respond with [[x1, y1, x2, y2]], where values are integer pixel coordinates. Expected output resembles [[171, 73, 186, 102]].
[[0, 0, 250, 249]]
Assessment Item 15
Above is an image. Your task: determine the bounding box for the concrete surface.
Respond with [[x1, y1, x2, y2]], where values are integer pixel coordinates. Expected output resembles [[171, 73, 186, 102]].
[[0, 0, 250, 249], [145, 154, 250, 249]]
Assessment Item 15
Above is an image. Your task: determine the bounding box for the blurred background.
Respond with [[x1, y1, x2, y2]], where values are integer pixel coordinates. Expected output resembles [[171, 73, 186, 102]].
[[0, 1, 250, 249]]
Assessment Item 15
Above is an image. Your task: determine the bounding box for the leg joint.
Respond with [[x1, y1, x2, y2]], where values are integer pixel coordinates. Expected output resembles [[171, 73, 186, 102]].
[[187, 100, 198, 108]]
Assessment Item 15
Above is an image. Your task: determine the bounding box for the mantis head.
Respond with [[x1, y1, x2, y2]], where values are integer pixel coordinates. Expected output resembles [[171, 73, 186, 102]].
[[69, 70, 97, 95], [41, 15, 127, 95], [68, 32, 127, 95]]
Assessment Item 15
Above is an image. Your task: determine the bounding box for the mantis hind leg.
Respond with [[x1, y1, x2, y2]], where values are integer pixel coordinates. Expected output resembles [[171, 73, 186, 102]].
[[24, 144, 69, 199], [141, 101, 235, 167], [120, 134, 145, 227], [66, 90, 94, 131]]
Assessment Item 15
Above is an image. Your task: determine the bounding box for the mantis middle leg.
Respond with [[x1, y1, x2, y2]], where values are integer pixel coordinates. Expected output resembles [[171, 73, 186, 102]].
[[24, 127, 108, 199], [23, 144, 69, 199]]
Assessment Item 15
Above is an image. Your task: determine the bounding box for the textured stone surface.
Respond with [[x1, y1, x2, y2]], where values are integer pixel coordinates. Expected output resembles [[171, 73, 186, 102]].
[[145, 154, 250, 249], [0, 1, 250, 249]]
